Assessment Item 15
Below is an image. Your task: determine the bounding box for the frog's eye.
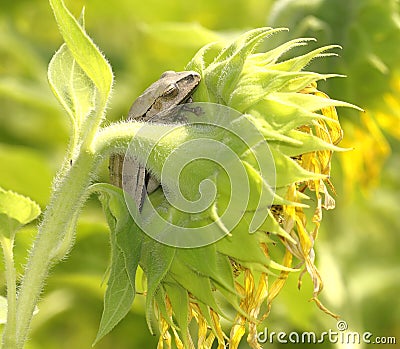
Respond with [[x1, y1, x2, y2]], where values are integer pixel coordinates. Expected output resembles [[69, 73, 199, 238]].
[[162, 83, 179, 97]]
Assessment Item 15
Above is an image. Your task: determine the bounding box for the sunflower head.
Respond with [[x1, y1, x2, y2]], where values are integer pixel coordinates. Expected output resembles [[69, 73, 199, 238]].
[[103, 27, 359, 349]]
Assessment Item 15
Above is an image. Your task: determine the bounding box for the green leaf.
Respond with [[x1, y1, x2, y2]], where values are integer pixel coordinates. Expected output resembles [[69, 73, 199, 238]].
[[164, 283, 190, 347], [176, 247, 237, 295], [186, 42, 224, 102], [140, 237, 176, 334], [196, 302, 224, 343], [0, 296, 7, 324], [230, 71, 330, 111], [215, 221, 271, 267], [153, 286, 172, 328], [91, 184, 142, 345], [268, 91, 362, 113], [205, 27, 285, 103], [270, 148, 325, 188], [49, 0, 113, 104], [48, 43, 96, 142], [168, 258, 224, 315], [247, 100, 323, 134], [270, 129, 347, 157], [48, 0, 113, 149], [267, 45, 341, 72], [221, 28, 282, 62], [0, 187, 41, 239], [247, 38, 316, 67]]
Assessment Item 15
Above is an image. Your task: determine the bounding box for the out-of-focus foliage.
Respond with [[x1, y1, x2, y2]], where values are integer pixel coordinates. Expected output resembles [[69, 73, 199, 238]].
[[0, 0, 399, 348]]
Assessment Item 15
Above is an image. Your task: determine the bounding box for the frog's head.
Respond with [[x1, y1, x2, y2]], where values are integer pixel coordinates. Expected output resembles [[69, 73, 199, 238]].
[[128, 70, 201, 120]]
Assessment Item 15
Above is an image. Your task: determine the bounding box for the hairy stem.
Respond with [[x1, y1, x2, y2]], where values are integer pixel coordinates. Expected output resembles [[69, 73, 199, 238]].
[[14, 150, 97, 349], [0, 235, 17, 349]]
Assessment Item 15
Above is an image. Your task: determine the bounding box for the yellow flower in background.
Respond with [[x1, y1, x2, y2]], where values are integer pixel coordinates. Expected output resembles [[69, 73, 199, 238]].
[[377, 74, 400, 139], [340, 112, 390, 194], [339, 73, 400, 194]]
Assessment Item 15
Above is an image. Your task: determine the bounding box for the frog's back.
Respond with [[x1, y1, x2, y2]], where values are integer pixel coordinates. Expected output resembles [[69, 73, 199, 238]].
[[127, 80, 165, 120]]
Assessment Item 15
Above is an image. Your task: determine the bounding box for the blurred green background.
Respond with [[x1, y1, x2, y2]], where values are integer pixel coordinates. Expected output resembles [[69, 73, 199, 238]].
[[0, 0, 399, 348]]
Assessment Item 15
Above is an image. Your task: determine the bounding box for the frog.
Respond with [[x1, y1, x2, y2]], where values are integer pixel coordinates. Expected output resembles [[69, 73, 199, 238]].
[[109, 70, 201, 212]]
